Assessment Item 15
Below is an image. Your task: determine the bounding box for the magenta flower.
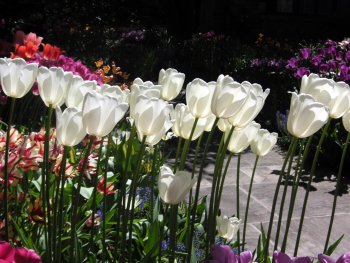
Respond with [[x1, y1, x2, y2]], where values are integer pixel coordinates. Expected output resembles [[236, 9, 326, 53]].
[[273, 251, 311, 263], [294, 67, 310, 78], [0, 242, 41, 263], [286, 58, 299, 69], [207, 245, 254, 263], [300, 48, 312, 60], [318, 252, 350, 263]]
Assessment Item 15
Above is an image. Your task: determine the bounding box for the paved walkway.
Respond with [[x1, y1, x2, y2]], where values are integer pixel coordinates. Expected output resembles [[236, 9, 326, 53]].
[[195, 146, 350, 259]]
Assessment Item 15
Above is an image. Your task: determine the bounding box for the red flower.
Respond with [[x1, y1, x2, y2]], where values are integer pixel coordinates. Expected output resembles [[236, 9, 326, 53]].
[[97, 176, 116, 195], [11, 42, 39, 59], [0, 241, 41, 263], [42, 44, 62, 61]]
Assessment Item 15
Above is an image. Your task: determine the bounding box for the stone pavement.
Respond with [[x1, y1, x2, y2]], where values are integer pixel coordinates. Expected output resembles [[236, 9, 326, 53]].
[[194, 146, 350, 259]]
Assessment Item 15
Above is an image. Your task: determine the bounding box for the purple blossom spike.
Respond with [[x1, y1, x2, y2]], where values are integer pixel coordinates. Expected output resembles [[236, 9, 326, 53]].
[[300, 48, 312, 60]]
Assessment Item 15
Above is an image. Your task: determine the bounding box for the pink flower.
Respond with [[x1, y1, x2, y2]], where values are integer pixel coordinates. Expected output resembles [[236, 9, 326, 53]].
[[210, 245, 236, 263], [318, 252, 350, 263], [24, 33, 43, 46], [0, 241, 41, 263], [273, 251, 311, 263]]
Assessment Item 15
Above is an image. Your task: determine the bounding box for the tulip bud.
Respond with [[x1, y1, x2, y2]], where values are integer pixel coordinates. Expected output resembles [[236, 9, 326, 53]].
[[55, 107, 86, 146], [37, 66, 73, 107], [328, 81, 350, 119], [158, 165, 197, 205], [342, 110, 350, 132], [0, 58, 38, 98], [226, 121, 260, 154], [82, 91, 129, 137], [216, 214, 241, 241], [287, 92, 329, 138], [172, 104, 206, 140], [250, 129, 278, 156], [158, 68, 185, 101], [186, 78, 215, 118], [211, 74, 248, 119]]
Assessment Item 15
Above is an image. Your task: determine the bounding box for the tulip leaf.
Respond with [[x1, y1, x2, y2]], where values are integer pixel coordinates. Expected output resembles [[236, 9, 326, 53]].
[[325, 234, 344, 256], [12, 219, 38, 252], [144, 220, 160, 259]]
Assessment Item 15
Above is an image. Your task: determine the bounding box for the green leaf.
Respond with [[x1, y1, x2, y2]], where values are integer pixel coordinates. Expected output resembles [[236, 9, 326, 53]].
[[325, 234, 344, 256], [144, 220, 160, 259], [190, 243, 198, 263], [12, 219, 38, 252]]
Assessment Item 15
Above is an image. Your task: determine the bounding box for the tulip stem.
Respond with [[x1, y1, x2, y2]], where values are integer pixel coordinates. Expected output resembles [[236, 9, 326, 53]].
[[70, 136, 94, 263], [263, 136, 297, 262], [42, 104, 53, 262], [273, 138, 298, 251], [3, 97, 16, 242], [179, 117, 199, 170], [56, 146, 68, 263], [236, 153, 241, 253], [169, 204, 178, 263], [150, 144, 158, 222], [208, 127, 234, 249], [127, 135, 147, 263], [281, 138, 311, 252], [173, 137, 183, 173], [324, 132, 350, 253], [187, 118, 219, 262], [118, 124, 136, 262], [242, 155, 259, 251], [294, 119, 331, 256], [89, 138, 105, 253], [102, 135, 112, 262]]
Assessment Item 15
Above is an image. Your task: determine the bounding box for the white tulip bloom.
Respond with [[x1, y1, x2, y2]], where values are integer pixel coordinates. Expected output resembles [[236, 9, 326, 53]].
[[65, 75, 97, 109], [226, 121, 260, 153], [216, 215, 241, 241], [250, 129, 278, 156], [158, 165, 197, 205], [0, 58, 38, 98], [158, 68, 185, 101], [287, 92, 329, 138]]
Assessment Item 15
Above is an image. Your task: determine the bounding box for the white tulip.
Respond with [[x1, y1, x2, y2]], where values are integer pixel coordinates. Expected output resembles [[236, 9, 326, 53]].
[[204, 113, 217, 132], [101, 84, 130, 104], [328, 81, 350, 119], [0, 58, 38, 98], [65, 75, 97, 109], [172, 104, 206, 140], [158, 68, 185, 100], [228, 81, 270, 128], [133, 95, 174, 144], [218, 118, 232, 133], [216, 215, 241, 241], [211, 74, 248, 118], [82, 91, 129, 137], [37, 66, 73, 107], [250, 129, 278, 156], [55, 107, 86, 146], [158, 165, 197, 205], [186, 78, 215, 118], [287, 92, 329, 138], [226, 121, 260, 153], [342, 110, 350, 132]]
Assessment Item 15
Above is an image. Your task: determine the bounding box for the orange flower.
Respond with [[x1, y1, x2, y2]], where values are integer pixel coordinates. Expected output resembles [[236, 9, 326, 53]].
[[11, 42, 38, 59], [95, 58, 103, 68], [42, 43, 62, 60]]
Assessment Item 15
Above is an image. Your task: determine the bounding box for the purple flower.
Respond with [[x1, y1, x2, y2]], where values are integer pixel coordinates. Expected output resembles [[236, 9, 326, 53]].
[[345, 51, 350, 62], [319, 63, 330, 74], [294, 67, 310, 78], [251, 58, 262, 67], [286, 58, 299, 69], [122, 30, 145, 41], [208, 245, 235, 263], [312, 55, 323, 66], [327, 60, 337, 70], [318, 252, 350, 263], [300, 48, 312, 60], [273, 251, 311, 263]]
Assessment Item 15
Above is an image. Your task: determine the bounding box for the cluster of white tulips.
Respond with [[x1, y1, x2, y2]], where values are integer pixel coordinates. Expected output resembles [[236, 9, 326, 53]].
[[2, 55, 349, 262]]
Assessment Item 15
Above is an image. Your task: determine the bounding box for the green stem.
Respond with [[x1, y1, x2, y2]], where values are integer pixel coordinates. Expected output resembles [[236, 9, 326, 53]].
[[273, 139, 298, 251], [263, 136, 297, 262], [236, 153, 241, 253], [187, 118, 219, 262], [56, 146, 68, 263], [3, 97, 15, 241], [169, 204, 178, 263], [208, 127, 233, 248], [102, 135, 112, 262], [150, 145, 158, 222], [43, 105, 53, 262], [242, 155, 259, 251], [89, 138, 105, 252], [158, 205, 169, 263], [281, 138, 311, 252], [118, 124, 136, 262], [294, 119, 331, 256], [70, 136, 94, 262], [173, 137, 183, 173], [179, 118, 199, 170], [323, 132, 350, 252], [128, 135, 147, 263]]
